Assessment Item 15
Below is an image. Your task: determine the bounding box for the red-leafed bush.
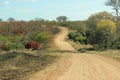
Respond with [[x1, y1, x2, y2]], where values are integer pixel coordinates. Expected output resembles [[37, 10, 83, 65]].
[[25, 41, 41, 50]]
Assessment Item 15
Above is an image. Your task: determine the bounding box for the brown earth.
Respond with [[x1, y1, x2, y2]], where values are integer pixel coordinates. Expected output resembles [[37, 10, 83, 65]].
[[28, 27, 120, 80]]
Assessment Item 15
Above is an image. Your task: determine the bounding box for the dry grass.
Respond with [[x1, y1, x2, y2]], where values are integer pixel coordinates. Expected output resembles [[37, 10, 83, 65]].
[[0, 50, 62, 80], [86, 50, 120, 61], [68, 40, 120, 61], [67, 40, 92, 50]]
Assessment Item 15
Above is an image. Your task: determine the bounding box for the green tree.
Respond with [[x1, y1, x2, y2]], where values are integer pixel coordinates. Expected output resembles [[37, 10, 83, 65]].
[[105, 0, 120, 20], [97, 20, 116, 33], [87, 11, 115, 29], [69, 21, 87, 32], [112, 34, 120, 49], [56, 16, 68, 22], [86, 28, 113, 49], [86, 20, 116, 49], [34, 17, 45, 22], [0, 18, 2, 22], [7, 17, 15, 22]]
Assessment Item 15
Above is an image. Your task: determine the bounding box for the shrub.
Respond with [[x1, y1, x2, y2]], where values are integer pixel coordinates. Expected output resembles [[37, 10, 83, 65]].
[[34, 32, 51, 43], [85, 20, 116, 50], [7, 43, 25, 50], [112, 41, 120, 49], [68, 31, 87, 44], [111, 35, 120, 49], [86, 28, 113, 49]]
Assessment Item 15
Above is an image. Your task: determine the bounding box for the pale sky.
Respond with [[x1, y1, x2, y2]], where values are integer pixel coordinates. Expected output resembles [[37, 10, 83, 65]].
[[0, 0, 113, 21]]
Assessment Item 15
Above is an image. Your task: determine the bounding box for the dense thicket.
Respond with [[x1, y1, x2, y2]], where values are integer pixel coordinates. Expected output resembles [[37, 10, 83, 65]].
[[66, 11, 120, 50]]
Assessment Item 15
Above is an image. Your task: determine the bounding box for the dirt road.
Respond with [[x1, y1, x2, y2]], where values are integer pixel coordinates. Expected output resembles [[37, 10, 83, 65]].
[[29, 27, 120, 80]]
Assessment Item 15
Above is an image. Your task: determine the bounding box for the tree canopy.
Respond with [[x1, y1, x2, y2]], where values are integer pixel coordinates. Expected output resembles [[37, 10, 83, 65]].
[[7, 17, 15, 22], [87, 11, 115, 28], [97, 20, 116, 33], [105, 0, 120, 20], [56, 16, 68, 22], [0, 18, 2, 22]]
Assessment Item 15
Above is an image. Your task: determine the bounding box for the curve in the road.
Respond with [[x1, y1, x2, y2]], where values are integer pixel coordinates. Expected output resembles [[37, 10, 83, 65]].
[[29, 27, 120, 80]]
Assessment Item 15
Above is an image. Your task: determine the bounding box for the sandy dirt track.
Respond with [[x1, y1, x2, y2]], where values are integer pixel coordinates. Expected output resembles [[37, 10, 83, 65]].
[[29, 27, 120, 80]]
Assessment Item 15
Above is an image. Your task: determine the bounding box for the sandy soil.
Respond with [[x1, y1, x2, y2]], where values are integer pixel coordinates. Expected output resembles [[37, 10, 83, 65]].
[[28, 27, 120, 80]]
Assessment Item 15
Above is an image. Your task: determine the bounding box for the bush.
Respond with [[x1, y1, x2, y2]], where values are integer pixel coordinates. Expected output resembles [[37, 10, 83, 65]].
[[34, 32, 51, 43], [12, 43, 25, 49], [112, 41, 120, 49], [112, 35, 120, 49], [85, 20, 116, 50], [68, 31, 87, 44], [87, 29, 113, 49]]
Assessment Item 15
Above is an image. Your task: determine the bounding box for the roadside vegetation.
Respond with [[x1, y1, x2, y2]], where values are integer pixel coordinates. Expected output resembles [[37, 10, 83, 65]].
[[0, 19, 60, 51], [65, 0, 120, 51], [0, 18, 61, 80], [55, 0, 120, 61], [0, 51, 61, 80], [66, 11, 120, 50]]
